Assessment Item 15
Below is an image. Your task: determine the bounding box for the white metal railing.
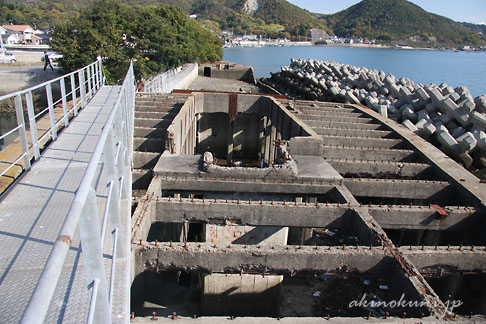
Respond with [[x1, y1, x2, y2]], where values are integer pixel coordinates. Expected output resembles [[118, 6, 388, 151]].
[[143, 62, 198, 93], [0, 59, 105, 178], [20, 61, 135, 324]]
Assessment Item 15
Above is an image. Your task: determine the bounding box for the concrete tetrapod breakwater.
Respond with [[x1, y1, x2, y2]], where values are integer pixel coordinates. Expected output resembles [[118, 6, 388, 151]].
[[266, 59, 486, 170]]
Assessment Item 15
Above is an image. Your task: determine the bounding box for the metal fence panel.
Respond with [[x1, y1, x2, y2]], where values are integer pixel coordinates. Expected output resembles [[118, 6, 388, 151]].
[[20, 61, 134, 324]]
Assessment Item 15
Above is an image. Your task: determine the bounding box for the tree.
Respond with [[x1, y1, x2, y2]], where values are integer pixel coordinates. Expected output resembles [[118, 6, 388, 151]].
[[50, 0, 223, 83]]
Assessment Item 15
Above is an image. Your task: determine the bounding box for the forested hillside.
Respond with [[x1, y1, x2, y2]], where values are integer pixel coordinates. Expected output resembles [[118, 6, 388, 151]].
[[1, 0, 326, 38], [2, 0, 484, 47], [320, 0, 481, 46]]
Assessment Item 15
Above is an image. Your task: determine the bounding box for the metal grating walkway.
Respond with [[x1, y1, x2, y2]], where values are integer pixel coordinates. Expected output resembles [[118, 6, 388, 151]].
[[0, 86, 130, 324]]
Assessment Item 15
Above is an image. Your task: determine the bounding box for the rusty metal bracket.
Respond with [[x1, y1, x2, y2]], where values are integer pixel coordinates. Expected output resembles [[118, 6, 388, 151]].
[[430, 204, 449, 219]]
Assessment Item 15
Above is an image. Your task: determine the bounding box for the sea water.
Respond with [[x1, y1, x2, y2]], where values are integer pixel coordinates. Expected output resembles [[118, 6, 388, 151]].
[[224, 46, 486, 97]]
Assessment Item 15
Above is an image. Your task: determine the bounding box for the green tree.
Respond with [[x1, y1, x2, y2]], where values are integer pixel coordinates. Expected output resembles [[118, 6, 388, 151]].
[[50, 0, 222, 83]]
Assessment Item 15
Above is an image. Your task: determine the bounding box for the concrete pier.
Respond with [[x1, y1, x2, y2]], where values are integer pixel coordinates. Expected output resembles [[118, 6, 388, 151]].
[[130, 85, 486, 321]]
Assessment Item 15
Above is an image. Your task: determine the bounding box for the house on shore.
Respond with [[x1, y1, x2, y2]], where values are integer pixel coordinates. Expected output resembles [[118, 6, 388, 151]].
[[1, 24, 44, 45]]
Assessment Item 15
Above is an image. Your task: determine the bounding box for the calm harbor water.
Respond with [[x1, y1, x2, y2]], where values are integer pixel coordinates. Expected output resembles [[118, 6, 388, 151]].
[[224, 46, 486, 97]]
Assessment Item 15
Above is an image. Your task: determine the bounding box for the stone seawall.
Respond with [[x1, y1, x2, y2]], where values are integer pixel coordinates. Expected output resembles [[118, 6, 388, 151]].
[[265, 59, 486, 170]]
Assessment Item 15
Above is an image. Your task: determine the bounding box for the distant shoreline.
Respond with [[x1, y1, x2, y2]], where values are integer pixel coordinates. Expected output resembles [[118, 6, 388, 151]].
[[313, 43, 438, 51], [225, 42, 486, 53], [225, 42, 444, 51]]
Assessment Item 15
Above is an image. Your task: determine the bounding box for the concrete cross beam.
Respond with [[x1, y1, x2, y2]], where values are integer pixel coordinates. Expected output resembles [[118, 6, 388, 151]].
[[343, 178, 450, 200], [400, 246, 486, 272], [155, 199, 352, 227], [136, 242, 387, 275], [159, 178, 340, 195], [328, 160, 431, 178], [368, 206, 475, 230]]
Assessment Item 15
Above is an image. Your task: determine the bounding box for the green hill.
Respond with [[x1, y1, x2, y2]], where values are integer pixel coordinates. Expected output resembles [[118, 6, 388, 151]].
[[461, 22, 486, 42], [1, 0, 324, 37], [253, 0, 317, 26], [320, 0, 481, 46], [186, 0, 324, 35], [2, 0, 484, 46]]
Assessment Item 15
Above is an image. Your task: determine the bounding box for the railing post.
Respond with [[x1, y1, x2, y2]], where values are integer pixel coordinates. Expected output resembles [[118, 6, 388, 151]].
[[99, 59, 104, 86], [79, 70, 87, 108], [90, 63, 96, 91], [127, 69, 134, 164], [100, 60, 106, 85], [86, 66, 92, 100], [104, 128, 124, 257], [15, 95, 31, 170], [94, 62, 99, 90], [97, 60, 102, 87], [46, 83, 57, 140], [70, 73, 78, 116], [116, 91, 128, 197], [25, 91, 40, 160], [60, 77, 69, 127], [79, 188, 111, 324]]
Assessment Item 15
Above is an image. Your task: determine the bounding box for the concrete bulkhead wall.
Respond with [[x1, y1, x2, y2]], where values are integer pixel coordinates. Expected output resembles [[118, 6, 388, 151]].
[[267, 97, 323, 157], [198, 62, 256, 84], [166, 95, 197, 155], [131, 174, 162, 282], [201, 219, 288, 316], [166, 92, 323, 161], [194, 92, 316, 138], [172, 63, 199, 90], [198, 92, 321, 152], [197, 112, 230, 158]]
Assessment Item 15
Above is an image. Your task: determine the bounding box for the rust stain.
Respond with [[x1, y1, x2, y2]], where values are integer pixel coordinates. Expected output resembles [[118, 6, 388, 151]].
[[58, 235, 72, 246], [229, 94, 238, 123]]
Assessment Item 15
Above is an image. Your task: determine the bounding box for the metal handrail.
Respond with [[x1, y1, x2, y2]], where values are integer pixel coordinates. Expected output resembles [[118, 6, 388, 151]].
[[20, 61, 134, 324], [0, 59, 104, 178], [143, 63, 197, 93]]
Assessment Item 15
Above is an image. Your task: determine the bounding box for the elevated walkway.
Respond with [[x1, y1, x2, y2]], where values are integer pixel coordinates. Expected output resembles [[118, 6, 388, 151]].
[[0, 86, 130, 323]]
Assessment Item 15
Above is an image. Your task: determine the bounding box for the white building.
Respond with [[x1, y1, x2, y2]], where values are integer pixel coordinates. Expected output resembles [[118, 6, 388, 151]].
[[1, 24, 35, 44]]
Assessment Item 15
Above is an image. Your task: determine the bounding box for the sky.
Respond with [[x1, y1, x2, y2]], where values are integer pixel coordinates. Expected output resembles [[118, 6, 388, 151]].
[[287, 0, 486, 25]]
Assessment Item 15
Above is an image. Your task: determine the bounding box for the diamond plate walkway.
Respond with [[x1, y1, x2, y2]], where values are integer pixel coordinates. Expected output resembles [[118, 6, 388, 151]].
[[0, 85, 130, 324]]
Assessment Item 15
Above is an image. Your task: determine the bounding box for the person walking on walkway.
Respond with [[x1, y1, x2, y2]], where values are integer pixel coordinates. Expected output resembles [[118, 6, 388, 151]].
[[43, 51, 53, 71]]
